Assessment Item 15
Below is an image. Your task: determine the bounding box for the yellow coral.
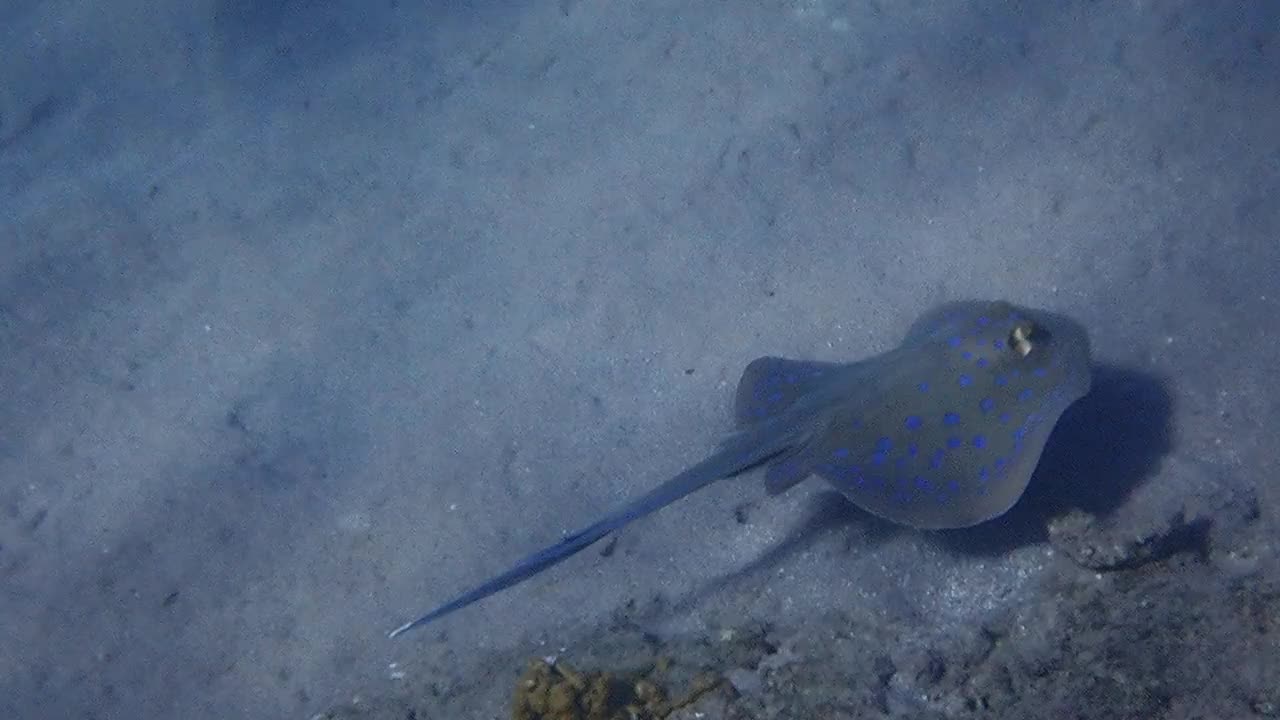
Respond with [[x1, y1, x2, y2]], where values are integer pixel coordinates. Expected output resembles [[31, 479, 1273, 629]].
[[510, 657, 723, 720]]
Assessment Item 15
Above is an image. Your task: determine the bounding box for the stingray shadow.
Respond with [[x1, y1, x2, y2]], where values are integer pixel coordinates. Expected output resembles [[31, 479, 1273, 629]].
[[935, 363, 1174, 555]]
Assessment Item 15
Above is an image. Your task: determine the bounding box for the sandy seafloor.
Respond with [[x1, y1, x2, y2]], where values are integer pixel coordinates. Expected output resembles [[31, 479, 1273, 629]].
[[2, 1, 1278, 718]]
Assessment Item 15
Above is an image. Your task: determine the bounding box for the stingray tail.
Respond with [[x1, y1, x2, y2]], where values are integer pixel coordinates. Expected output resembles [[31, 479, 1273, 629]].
[[388, 419, 799, 638]]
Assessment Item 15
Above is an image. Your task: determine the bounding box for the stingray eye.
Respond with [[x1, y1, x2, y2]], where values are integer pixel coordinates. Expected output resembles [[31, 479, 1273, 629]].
[[1009, 321, 1037, 357]]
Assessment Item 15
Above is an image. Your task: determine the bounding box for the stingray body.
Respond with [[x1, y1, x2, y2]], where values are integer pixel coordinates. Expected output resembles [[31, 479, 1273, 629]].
[[389, 300, 1091, 638]]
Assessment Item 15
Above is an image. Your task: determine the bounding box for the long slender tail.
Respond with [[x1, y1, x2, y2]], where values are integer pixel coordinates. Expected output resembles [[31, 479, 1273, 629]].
[[388, 421, 798, 638]]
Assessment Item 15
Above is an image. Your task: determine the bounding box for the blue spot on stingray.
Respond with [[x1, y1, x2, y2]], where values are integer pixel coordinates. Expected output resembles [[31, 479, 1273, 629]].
[[907, 442, 919, 456], [929, 449, 945, 469], [979, 397, 995, 413], [973, 434, 987, 448], [895, 456, 910, 469], [994, 457, 1007, 471], [976, 358, 989, 368], [914, 475, 930, 489], [768, 391, 783, 402], [947, 436, 963, 449], [958, 374, 973, 387], [1033, 367, 1048, 378], [948, 336, 963, 348], [871, 452, 888, 466], [978, 466, 989, 482], [832, 448, 850, 459], [977, 316, 991, 327], [962, 351, 973, 360], [1018, 388, 1034, 402], [918, 381, 930, 393], [785, 373, 798, 383], [943, 412, 961, 425], [904, 415, 923, 430], [993, 339, 1005, 351], [947, 478, 961, 491], [994, 375, 1009, 387], [999, 412, 1012, 424], [875, 436, 893, 453]]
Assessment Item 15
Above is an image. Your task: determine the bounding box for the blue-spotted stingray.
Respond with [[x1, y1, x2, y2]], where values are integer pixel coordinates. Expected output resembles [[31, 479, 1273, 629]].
[[389, 300, 1091, 638]]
